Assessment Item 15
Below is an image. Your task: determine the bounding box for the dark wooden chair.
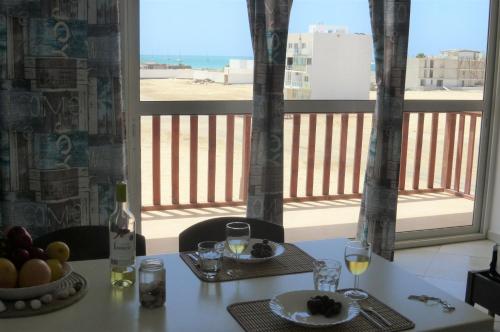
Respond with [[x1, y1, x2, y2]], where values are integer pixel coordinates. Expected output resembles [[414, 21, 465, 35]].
[[178, 217, 284, 252], [34, 226, 146, 261]]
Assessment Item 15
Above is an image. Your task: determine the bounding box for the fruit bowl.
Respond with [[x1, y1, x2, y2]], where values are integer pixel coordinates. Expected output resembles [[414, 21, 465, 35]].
[[0, 263, 72, 300]]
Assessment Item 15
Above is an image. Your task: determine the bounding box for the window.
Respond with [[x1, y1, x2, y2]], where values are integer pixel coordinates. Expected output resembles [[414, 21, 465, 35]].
[[126, 0, 493, 245]]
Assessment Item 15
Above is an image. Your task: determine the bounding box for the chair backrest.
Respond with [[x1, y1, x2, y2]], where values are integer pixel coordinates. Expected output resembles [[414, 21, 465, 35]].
[[33, 226, 146, 261], [178, 217, 284, 252]]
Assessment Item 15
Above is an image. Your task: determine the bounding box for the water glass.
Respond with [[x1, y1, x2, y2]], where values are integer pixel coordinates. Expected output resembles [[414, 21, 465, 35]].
[[198, 241, 223, 279], [313, 259, 342, 292]]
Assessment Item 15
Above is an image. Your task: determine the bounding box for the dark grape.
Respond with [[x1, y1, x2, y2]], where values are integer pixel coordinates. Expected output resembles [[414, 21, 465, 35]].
[[307, 295, 343, 318]]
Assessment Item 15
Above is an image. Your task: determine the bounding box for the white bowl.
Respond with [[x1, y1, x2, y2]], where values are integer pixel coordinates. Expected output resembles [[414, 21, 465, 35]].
[[0, 263, 73, 300], [269, 290, 360, 328]]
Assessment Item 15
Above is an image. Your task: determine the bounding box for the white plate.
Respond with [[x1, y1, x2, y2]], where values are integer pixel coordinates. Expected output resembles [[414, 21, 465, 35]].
[[222, 239, 285, 264], [0, 263, 73, 300], [269, 290, 360, 328]]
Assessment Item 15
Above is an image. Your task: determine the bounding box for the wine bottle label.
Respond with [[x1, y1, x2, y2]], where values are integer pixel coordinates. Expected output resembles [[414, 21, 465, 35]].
[[110, 231, 135, 266]]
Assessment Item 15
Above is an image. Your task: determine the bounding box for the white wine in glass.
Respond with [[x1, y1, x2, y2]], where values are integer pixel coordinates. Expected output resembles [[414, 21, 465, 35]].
[[225, 222, 251, 276], [345, 254, 370, 275], [344, 240, 372, 300]]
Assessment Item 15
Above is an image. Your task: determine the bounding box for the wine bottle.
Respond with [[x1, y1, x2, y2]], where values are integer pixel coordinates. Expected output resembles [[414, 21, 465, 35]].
[[109, 182, 136, 287]]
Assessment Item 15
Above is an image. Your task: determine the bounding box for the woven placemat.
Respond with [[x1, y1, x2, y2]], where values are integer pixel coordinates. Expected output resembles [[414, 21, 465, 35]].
[[0, 272, 88, 318], [180, 243, 314, 282], [227, 290, 415, 332]]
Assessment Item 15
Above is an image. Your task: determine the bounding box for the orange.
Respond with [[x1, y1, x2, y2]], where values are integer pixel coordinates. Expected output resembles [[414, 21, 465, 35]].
[[0, 258, 17, 288], [46, 241, 70, 263], [18, 259, 51, 287]]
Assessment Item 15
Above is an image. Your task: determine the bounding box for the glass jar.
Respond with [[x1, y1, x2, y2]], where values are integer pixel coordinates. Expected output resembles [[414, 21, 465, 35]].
[[139, 258, 165, 308]]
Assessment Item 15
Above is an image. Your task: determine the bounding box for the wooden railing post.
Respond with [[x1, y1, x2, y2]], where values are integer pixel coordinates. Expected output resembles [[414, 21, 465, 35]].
[[337, 114, 349, 194], [225, 115, 235, 202], [454, 114, 466, 192], [306, 114, 317, 196], [352, 113, 364, 194], [441, 113, 457, 189], [413, 112, 425, 189], [190, 115, 198, 203], [399, 113, 410, 190], [239, 115, 251, 201], [427, 113, 439, 188], [207, 115, 217, 202], [322, 114, 334, 195], [171, 115, 180, 204], [464, 115, 477, 194], [290, 114, 301, 197], [152, 116, 161, 206]]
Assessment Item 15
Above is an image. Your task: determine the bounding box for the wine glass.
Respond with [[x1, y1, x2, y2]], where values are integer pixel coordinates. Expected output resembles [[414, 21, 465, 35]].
[[225, 222, 251, 276], [343, 240, 372, 300]]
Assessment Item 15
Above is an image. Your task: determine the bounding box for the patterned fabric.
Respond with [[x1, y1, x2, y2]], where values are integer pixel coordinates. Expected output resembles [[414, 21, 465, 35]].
[[358, 0, 411, 260], [246, 0, 292, 225], [0, 1, 124, 237]]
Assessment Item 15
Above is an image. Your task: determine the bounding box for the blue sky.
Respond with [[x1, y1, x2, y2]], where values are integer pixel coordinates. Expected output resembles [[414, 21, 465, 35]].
[[140, 0, 490, 57]]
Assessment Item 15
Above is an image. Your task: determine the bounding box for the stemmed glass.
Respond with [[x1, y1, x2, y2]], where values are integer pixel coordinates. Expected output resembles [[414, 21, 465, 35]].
[[225, 222, 251, 276], [344, 240, 372, 300]]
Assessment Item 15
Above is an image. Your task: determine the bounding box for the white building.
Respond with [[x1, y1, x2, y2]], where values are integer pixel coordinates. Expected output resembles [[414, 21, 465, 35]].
[[284, 24, 372, 100], [406, 50, 485, 90], [224, 59, 254, 84]]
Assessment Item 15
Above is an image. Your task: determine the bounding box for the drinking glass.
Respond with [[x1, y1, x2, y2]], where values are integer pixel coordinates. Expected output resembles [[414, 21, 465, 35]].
[[198, 241, 223, 279], [344, 240, 372, 300], [225, 222, 251, 276], [313, 259, 342, 292]]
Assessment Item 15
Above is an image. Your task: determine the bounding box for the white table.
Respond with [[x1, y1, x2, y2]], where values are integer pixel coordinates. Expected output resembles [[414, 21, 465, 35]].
[[2, 239, 494, 331]]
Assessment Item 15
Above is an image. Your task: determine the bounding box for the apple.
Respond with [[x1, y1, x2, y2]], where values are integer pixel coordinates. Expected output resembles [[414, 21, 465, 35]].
[[28, 247, 48, 260], [10, 248, 30, 269], [6, 226, 29, 239], [7, 227, 32, 249]]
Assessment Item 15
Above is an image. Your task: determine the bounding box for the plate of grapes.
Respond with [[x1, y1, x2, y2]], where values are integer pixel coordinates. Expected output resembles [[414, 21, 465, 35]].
[[221, 239, 285, 264]]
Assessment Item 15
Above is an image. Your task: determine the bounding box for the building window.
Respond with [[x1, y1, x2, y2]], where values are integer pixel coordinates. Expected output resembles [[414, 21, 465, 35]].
[[429, 69, 433, 78], [307, 58, 312, 65], [304, 76, 309, 82], [301, 42, 306, 49], [287, 57, 293, 66], [430, 60, 434, 68], [294, 43, 299, 49], [420, 79, 425, 86], [288, 43, 293, 49]]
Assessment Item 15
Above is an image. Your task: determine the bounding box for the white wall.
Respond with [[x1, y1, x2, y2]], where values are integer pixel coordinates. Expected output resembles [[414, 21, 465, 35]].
[[139, 69, 193, 79], [192, 70, 225, 83], [405, 58, 421, 90], [309, 32, 371, 100]]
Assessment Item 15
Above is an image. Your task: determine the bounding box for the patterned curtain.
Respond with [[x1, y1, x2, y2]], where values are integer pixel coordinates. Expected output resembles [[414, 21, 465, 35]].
[[357, 0, 411, 260], [246, 0, 292, 225], [0, 1, 124, 238]]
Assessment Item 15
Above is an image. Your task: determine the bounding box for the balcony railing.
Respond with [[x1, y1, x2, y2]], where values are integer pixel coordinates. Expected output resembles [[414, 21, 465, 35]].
[[140, 100, 482, 211]]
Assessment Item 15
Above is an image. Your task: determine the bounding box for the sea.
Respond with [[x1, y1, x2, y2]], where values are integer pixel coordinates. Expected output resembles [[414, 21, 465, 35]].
[[140, 55, 253, 70], [140, 54, 376, 72]]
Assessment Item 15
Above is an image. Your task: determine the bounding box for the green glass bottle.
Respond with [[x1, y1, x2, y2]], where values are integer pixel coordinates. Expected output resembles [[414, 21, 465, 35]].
[[109, 182, 136, 287]]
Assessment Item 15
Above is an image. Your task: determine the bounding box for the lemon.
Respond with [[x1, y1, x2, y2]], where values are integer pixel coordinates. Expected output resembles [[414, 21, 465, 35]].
[[46, 241, 70, 263], [46, 259, 64, 281]]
